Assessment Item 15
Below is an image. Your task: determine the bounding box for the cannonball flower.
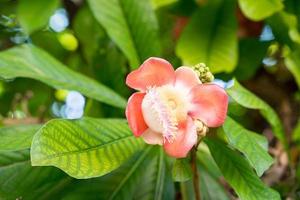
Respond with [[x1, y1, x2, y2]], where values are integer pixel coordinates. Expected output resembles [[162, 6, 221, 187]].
[[125, 57, 228, 158]]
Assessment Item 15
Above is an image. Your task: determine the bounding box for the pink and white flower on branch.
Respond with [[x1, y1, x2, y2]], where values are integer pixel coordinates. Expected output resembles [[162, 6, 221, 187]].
[[125, 57, 228, 158]]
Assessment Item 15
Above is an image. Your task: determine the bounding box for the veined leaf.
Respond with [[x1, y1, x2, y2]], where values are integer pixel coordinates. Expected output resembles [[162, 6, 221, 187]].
[[223, 117, 274, 176], [176, 0, 238, 73], [0, 150, 69, 200], [0, 44, 126, 108], [238, 0, 283, 21], [205, 138, 280, 200], [285, 49, 300, 89], [17, 0, 59, 34], [0, 124, 41, 151], [31, 117, 145, 179], [87, 0, 162, 69], [227, 79, 286, 147], [172, 158, 192, 182], [60, 147, 175, 200]]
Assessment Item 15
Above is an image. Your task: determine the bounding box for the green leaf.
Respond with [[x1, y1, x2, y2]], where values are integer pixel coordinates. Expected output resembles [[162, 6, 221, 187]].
[[151, 0, 177, 9], [267, 11, 300, 48], [60, 147, 175, 200], [176, 0, 238, 73], [87, 0, 162, 69], [0, 124, 41, 151], [17, 0, 59, 34], [30, 117, 145, 179], [205, 138, 280, 200], [292, 118, 300, 142], [172, 158, 192, 182], [0, 44, 126, 108], [180, 160, 229, 200], [223, 117, 274, 176], [0, 150, 69, 200], [284, 49, 300, 89], [238, 0, 283, 21], [233, 39, 270, 80], [227, 79, 286, 148]]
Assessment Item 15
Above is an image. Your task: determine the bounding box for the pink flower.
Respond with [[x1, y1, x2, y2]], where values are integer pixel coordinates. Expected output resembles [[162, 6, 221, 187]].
[[125, 57, 228, 158]]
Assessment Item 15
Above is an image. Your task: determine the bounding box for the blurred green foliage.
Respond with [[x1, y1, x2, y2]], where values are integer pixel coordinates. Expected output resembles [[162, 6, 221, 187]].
[[0, 0, 300, 199]]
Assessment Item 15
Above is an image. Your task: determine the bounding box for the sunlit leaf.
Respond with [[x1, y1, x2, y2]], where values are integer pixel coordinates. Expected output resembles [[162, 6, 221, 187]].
[[176, 0, 238, 73], [31, 118, 145, 179], [0, 124, 41, 151], [60, 147, 175, 200], [223, 117, 274, 176], [17, 0, 59, 34], [88, 0, 162, 69], [0, 44, 126, 108], [227, 79, 286, 147], [238, 0, 283, 21], [205, 138, 280, 200]]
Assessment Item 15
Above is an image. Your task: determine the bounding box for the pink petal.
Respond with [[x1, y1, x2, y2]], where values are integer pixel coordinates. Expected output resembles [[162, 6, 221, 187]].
[[125, 92, 148, 137], [188, 84, 228, 127], [141, 129, 164, 145], [126, 57, 175, 92], [164, 117, 197, 158], [174, 66, 201, 92]]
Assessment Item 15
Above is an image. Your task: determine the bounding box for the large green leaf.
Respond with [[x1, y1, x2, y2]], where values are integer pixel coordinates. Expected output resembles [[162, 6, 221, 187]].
[[17, 0, 59, 34], [227, 80, 286, 147], [238, 0, 283, 21], [87, 0, 162, 69], [285, 49, 300, 89], [205, 138, 280, 200], [176, 0, 238, 73], [0, 124, 41, 151], [60, 147, 175, 200], [0, 44, 126, 108], [31, 117, 145, 179], [223, 117, 274, 176], [0, 150, 69, 200]]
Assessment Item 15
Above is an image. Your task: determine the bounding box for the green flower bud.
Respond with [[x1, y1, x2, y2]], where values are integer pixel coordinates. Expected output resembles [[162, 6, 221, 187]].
[[191, 63, 214, 83]]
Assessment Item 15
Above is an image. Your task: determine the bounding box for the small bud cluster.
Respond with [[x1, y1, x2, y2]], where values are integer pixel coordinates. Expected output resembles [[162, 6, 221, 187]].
[[194, 119, 208, 138], [191, 63, 214, 83]]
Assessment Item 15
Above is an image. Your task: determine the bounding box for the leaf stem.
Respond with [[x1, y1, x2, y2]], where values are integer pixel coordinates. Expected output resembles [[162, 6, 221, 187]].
[[191, 145, 201, 200]]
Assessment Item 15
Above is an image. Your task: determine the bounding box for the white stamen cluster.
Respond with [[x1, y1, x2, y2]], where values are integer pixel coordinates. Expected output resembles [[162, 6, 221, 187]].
[[146, 87, 178, 143]]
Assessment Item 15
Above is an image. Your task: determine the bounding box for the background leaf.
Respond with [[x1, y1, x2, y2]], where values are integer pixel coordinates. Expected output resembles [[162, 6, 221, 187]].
[[0, 124, 41, 151], [172, 158, 192, 182], [176, 0, 238, 73], [223, 117, 274, 176], [238, 0, 283, 21], [205, 138, 280, 200], [284, 49, 300, 89], [0, 44, 126, 108], [88, 0, 162, 69], [17, 0, 59, 34], [0, 150, 69, 200], [227, 80, 286, 147], [31, 117, 145, 179]]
